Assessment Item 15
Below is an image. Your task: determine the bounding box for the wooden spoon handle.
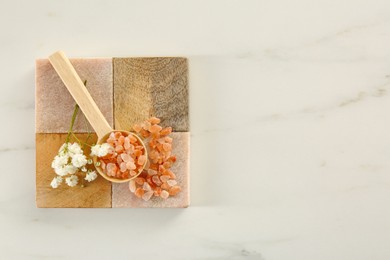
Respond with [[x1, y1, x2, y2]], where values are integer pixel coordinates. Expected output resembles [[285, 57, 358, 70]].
[[49, 51, 112, 138]]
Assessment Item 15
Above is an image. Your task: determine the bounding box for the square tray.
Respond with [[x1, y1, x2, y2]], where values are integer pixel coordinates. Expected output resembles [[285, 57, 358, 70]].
[[35, 57, 190, 208]]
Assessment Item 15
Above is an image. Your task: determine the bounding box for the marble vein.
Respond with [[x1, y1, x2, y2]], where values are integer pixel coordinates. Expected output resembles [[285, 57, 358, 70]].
[[194, 79, 390, 137], [235, 20, 390, 62]]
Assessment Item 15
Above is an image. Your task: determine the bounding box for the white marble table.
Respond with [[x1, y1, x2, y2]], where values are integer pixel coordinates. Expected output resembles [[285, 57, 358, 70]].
[[1, 0, 390, 259]]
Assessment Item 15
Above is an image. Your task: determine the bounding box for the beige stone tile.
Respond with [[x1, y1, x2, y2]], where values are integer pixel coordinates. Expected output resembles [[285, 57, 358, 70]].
[[35, 58, 113, 133], [112, 132, 190, 208], [36, 133, 112, 208], [113, 57, 189, 131]]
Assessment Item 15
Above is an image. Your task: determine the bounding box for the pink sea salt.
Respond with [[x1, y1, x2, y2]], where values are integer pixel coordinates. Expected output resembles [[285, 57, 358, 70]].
[[98, 131, 146, 180], [160, 190, 169, 199], [142, 191, 154, 201], [127, 117, 181, 200]]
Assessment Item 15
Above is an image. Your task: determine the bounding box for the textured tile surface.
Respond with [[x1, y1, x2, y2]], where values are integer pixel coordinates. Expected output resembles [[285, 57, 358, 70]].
[[113, 57, 189, 131], [35, 58, 113, 133], [112, 132, 190, 208], [36, 133, 112, 208]]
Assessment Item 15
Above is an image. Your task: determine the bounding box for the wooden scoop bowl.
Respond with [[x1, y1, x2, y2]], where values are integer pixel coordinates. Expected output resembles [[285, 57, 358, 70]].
[[48, 51, 147, 183]]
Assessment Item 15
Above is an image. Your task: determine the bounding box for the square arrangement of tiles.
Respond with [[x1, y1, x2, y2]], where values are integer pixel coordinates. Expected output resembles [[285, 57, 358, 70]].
[[35, 57, 190, 208]]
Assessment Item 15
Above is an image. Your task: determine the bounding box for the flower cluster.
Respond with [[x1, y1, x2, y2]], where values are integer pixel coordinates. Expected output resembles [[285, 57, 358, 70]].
[[50, 142, 98, 188], [90, 143, 111, 157]]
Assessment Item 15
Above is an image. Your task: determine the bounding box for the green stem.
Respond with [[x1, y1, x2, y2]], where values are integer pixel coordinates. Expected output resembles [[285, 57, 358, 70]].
[[65, 80, 87, 144], [65, 104, 79, 143], [82, 105, 92, 149], [71, 132, 82, 143], [84, 136, 92, 147]]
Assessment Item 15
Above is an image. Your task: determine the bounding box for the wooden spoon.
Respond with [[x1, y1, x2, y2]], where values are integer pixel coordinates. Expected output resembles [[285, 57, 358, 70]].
[[49, 51, 147, 183]]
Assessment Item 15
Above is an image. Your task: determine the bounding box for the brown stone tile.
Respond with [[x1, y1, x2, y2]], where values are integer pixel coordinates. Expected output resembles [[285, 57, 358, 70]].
[[113, 57, 189, 131], [36, 133, 112, 208], [35, 58, 113, 133], [112, 132, 190, 208]]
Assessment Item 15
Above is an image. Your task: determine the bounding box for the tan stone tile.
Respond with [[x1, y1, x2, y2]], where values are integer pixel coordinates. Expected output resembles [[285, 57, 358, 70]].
[[113, 57, 189, 131], [35, 58, 113, 133], [112, 132, 190, 208], [36, 133, 112, 208]]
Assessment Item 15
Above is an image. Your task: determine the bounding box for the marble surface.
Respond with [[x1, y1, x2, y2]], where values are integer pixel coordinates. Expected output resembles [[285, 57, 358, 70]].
[[1, 0, 390, 259]]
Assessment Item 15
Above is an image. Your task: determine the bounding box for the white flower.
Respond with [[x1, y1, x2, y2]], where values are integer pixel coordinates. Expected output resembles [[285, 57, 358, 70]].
[[100, 143, 112, 155], [65, 175, 78, 187], [91, 143, 112, 157], [66, 164, 78, 174], [57, 142, 83, 157], [54, 164, 78, 176], [67, 143, 83, 156], [58, 143, 68, 156], [50, 176, 63, 188], [90, 144, 100, 157], [85, 171, 98, 182], [51, 154, 69, 169], [71, 153, 87, 168]]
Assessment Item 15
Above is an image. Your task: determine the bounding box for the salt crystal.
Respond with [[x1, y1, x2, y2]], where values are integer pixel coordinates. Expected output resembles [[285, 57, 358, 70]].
[[163, 161, 171, 169], [149, 139, 157, 148], [135, 177, 145, 185], [135, 187, 144, 198], [135, 145, 144, 151], [164, 151, 171, 159], [147, 169, 157, 176], [143, 182, 151, 191], [115, 145, 124, 153], [129, 180, 136, 192], [161, 183, 169, 190], [144, 121, 151, 131], [122, 171, 130, 179], [109, 132, 116, 140], [133, 124, 142, 132], [120, 162, 127, 172], [126, 161, 136, 170], [149, 117, 161, 124], [142, 190, 154, 201], [118, 135, 125, 145], [134, 150, 142, 157], [106, 163, 117, 176], [160, 127, 172, 136], [117, 155, 123, 164], [149, 150, 159, 160], [157, 138, 165, 144], [129, 135, 138, 144], [100, 160, 106, 170], [163, 143, 172, 152], [150, 124, 162, 134], [160, 175, 170, 183], [169, 186, 181, 196], [125, 144, 134, 154], [160, 190, 170, 199], [154, 187, 162, 196], [167, 180, 177, 187], [137, 155, 146, 165], [159, 165, 166, 173], [124, 137, 131, 149], [167, 170, 176, 179], [114, 131, 122, 139], [152, 175, 162, 186], [121, 153, 131, 162]]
